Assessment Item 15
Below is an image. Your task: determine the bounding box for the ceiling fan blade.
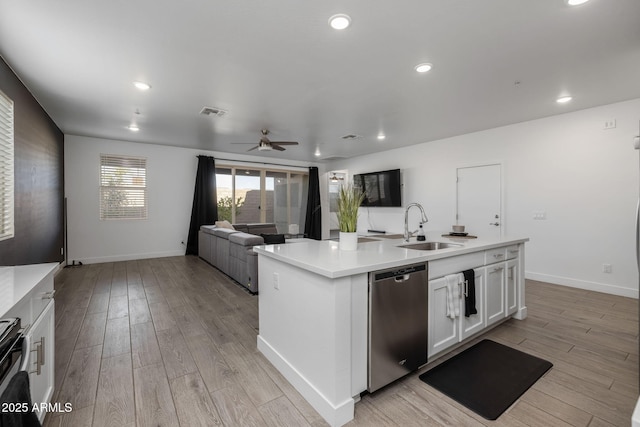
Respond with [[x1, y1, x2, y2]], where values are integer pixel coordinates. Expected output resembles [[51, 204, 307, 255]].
[[271, 144, 286, 151], [270, 141, 298, 145], [247, 145, 259, 151], [230, 142, 259, 145]]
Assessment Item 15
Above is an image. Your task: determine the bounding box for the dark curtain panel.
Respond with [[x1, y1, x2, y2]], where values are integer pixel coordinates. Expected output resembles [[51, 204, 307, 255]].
[[186, 156, 218, 255], [304, 166, 322, 240]]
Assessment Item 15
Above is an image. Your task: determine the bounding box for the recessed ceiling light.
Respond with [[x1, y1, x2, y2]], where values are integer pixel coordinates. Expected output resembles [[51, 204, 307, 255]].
[[556, 96, 573, 104], [127, 125, 140, 131], [329, 14, 351, 30], [133, 81, 151, 90], [415, 63, 433, 73], [567, 0, 590, 6], [377, 134, 386, 140], [314, 148, 321, 157]]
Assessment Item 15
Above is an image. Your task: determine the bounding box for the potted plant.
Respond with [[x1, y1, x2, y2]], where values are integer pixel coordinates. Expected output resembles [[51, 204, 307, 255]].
[[337, 184, 365, 250]]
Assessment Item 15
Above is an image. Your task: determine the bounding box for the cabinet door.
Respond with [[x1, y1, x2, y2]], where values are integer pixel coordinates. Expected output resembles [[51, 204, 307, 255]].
[[27, 300, 55, 423], [485, 263, 505, 327], [428, 277, 459, 358], [505, 259, 518, 316], [459, 269, 486, 340]]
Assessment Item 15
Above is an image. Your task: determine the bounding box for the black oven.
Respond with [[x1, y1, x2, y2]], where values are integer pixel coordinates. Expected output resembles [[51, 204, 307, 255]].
[[0, 318, 24, 396]]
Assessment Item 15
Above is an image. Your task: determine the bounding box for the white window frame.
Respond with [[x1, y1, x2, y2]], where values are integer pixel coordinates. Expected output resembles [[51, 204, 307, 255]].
[[0, 90, 14, 241], [99, 154, 148, 220]]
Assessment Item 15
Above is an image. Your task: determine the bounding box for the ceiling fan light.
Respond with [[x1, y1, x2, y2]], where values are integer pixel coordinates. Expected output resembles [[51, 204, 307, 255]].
[[127, 124, 140, 131], [556, 95, 572, 104], [415, 63, 433, 73], [133, 81, 151, 90], [329, 14, 351, 30], [567, 0, 590, 5]]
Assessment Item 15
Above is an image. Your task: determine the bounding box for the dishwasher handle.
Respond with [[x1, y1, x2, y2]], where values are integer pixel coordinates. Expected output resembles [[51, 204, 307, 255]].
[[394, 274, 411, 283]]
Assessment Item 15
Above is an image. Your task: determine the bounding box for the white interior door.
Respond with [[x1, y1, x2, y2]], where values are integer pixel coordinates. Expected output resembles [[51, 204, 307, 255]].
[[456, 164, 502, 239]]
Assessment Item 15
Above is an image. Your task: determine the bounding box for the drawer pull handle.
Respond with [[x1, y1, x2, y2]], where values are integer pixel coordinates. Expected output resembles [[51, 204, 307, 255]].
[[41, 290, 56, 299], [492, 267, 504, 273], [29, 338, 43, 375], [493, 254, 504, 258], [508, 250, 519, 254]]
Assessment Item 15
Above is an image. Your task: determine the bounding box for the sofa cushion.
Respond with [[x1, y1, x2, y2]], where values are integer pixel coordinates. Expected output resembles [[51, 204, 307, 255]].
[[215, 220, 235, 229], [200, 225, 217, 235], [260, 233, 285, 244], [229, 232, 265, 246], [212, 228, 239, 239], [247, 223, 278, 235], [233, 223, 249, 233]]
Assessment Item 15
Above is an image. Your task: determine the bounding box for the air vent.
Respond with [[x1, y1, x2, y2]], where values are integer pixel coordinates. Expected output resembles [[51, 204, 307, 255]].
[[341, 134, 362, 140], [199, 106, 227, 117]]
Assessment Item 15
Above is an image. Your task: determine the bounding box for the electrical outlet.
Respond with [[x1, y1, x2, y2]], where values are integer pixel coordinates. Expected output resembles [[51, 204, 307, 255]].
[[273, 272, 279, 290], [602, 264, 612, 273], [533, 211, 547, 220], [603, 119, 616, 130]]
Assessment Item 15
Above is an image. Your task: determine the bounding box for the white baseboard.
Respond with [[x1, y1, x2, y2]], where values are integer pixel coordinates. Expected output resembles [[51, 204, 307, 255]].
[[257, 335, 355, 427], [525, 271, 638, 299], [68, 250, 185, 265]]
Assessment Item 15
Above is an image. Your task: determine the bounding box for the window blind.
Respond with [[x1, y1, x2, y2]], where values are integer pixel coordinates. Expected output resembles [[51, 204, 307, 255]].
[[100, 154, 147, 220], [0, 90, 14, 241]]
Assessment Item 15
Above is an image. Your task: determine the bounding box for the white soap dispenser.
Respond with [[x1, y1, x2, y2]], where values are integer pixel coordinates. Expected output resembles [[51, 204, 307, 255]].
[[417, 223, 426, 241]]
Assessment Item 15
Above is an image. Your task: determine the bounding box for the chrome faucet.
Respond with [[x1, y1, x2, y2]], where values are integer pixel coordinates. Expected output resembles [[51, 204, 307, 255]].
[[403, 203, 429, 242]]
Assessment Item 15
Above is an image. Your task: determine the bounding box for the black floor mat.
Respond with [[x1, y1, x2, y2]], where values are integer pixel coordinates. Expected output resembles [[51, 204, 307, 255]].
[[419, 339, 552, 420]]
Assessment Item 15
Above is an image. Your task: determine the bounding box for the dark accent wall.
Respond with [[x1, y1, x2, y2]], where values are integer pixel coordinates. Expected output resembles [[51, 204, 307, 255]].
[[0, 57, 64, 266]]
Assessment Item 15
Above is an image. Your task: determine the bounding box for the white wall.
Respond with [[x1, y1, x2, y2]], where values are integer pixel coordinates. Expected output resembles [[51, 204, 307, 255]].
[[328, 98, 640, 298], [65, 135, 319, 264]]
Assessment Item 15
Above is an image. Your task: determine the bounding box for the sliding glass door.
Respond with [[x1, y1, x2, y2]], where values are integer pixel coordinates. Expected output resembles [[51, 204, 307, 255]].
[[215, 166, 307, 234]]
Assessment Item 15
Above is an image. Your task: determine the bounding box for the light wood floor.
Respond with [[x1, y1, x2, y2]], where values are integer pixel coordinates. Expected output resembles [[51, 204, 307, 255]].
[[43, 256, 638, 427]]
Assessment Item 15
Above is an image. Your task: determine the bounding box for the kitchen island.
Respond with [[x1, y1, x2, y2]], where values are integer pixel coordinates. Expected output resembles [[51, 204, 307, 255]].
[[254, 233, 528, 427]]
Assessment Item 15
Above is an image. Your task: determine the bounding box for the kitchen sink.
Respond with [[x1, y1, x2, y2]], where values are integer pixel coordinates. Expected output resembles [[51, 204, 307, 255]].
[[399, 241, 463, 250]]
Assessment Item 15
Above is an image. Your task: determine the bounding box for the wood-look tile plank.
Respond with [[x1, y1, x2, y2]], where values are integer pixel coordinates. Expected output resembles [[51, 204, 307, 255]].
[[87, 293, 110, 314], [43, 405, 95, 427], [127, 283, 146, 300], [210, 383, 266, 427], [156, 327, 198, 380], [218, 342, 283, 407], [57, 345, 102, 409], [184, 335, 236, 393], [169, 372, 223, 426], [93, 353, 135, 427], [75, 312, 107, 349], [142, 286, 164, 303], [518, 388, 592, 427], [102, 316, 131, 358], [130, 322, 163, 369], [507, 400, 575, 427], [258, 395, 312, 427], [107, 295, 129, 320], [148, 301, 177, 331], [133, 363, 179, 427], [128, 298, 152, 325]]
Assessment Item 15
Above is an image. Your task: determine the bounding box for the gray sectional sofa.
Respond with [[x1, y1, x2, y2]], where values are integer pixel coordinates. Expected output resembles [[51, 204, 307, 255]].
[[198, 223, 281, 293]]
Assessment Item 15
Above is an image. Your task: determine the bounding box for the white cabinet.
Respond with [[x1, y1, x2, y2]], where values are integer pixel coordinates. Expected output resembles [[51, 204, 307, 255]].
[[427, 243, 524, 360], [460, 268, 485, 341], [505, 259, 518, 316], [27, 300, 55, 422], [485, 263, 505, 327], [428, 268, 486, 358], [428, 277, 459, 357]]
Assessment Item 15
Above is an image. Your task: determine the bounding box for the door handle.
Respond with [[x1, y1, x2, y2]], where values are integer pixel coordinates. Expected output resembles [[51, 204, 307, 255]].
[[489, 222, 500, 226]]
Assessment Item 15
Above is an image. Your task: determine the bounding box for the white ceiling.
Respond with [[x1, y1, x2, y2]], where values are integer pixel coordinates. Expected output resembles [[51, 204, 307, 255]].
[[1, 0, 639, 162]]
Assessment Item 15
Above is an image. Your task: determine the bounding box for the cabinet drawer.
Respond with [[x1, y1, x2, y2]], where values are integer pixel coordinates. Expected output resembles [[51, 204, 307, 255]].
[[429, 252, 485, 279], [485, 248, 506, 264], [30, 272, 55, 323], [505, 245, 520, 260]]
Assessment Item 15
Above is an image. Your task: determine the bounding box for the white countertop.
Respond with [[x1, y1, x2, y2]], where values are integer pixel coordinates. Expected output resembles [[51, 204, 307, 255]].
[[0, 263, 59, 318], [254, 232, 528, 278]]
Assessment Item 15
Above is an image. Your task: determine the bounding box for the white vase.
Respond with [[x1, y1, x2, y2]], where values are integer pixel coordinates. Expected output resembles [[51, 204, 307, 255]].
[[339, 231, 358, 251]]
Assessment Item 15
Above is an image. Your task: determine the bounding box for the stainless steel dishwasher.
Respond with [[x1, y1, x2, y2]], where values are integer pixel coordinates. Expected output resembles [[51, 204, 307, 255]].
[[368, 263, 428, 392]]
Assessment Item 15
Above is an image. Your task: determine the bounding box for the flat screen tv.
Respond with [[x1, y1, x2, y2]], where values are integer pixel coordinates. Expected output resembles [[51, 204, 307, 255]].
[[353, 169, 402, 207]]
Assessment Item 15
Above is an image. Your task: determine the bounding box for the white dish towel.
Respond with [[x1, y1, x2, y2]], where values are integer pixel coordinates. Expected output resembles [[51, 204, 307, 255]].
[[445, 273, 464, 319]]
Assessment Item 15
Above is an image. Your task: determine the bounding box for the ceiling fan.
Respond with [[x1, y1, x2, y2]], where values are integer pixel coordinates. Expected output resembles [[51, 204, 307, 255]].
[[232, 129, 299, 152]]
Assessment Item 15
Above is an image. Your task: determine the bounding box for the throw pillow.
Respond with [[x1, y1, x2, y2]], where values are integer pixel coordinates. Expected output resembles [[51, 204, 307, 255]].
[[215, 220, 235, 230], [261, 233, 285, 244]]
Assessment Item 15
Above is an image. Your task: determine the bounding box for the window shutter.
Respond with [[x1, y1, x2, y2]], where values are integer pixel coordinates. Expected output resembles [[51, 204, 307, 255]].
[[100, 154, 147, 220], [0, 90, 14, 241]]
